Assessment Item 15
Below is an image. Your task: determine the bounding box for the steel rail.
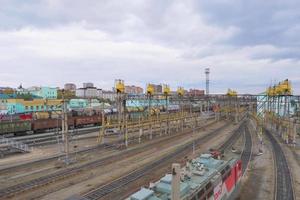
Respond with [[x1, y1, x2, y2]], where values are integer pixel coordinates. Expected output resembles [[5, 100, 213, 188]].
[[0, 120, 223, 198], [264, 129, 294, 200], [241, 124, 253, 174], [81, 121, 247, 200]]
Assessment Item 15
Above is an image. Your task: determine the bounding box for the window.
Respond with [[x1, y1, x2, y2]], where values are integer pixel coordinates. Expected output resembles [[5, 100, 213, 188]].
[[225, 165, 230, 171], [227, 170, 232, 177], [191, 196, 197, 200], [197, 189, 205, 198], [207, 191, 213, 198], [41, 105, 44, 109], [221, 169, 225, 175], [222, 170, 232, 182], [238, 162, 242, 170], [205, 182, 212, 190], [36, 106, 39, 110], [30, 106, 33, 110], [25, 106, 28, 110]]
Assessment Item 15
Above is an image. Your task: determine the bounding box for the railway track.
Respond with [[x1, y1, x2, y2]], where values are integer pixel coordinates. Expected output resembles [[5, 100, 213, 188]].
[[80, 121, 248, 200], [218, 121, 245, 152], [12, 127, 100, 147], [0, 119, 223, 198], [264, 129, 295, 200], [7, 116, 215, 147], [0, 119, 216, 173], [241, 124, 252, 174]]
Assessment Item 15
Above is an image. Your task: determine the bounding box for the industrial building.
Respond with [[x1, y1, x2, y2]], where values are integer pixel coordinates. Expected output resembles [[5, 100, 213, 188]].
[[17, 86, 57, 99], [125, 85, 144, 94], [64, 83, 77, 91], [187, 89, 205, 96], [148, 84, 163, 93], [0, 79, 299, 200], [76, 83, 117, 101], [0, 99, 61, 114]]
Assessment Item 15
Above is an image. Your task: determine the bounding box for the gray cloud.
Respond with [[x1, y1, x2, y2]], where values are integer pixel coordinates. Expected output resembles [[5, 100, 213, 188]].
[[0, 0, 299, 94]]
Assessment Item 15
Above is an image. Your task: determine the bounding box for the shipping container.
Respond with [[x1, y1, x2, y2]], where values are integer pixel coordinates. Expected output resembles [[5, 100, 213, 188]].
[[34, 112, 50, 119], [19, 113, 33, 120]]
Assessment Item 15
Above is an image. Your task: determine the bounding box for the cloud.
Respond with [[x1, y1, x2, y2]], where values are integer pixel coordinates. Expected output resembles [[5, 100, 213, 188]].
[[0, 0, 299, 94]]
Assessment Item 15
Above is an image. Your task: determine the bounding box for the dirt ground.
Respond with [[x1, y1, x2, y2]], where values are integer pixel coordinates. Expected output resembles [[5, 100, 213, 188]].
[[0, 132, 100, 170], [40, 121, 238, 200], [0, 116, 213, 170], [275, 135, 300, 199], [0, 119, 215, 189], [237, 121, 274, 200], [98, 121, 242, 200], [261, 126, 300, 200], [0, 119, 220, 199]]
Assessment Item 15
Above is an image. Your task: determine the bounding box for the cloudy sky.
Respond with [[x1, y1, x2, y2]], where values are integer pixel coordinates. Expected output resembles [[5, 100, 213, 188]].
[[0, 0, 299, 94]]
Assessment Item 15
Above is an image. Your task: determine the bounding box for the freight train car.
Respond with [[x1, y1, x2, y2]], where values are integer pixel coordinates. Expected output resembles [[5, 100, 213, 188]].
[[0, 114, 103, 135], [0, 113, 33, 121], [34, 112, 50, 120], [32, 118, 75, 133], [74, 115, 102, 127], [0, 121, 31, 135], [19, 113, 33, 120], [127, 153, 242, 200]]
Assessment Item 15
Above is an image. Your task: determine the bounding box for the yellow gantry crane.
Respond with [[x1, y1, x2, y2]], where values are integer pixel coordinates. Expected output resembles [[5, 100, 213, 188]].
[[177, 86, 185, 97], [146, 84, 155, 96], [163, 84, 170, 96], [226, 88, 237, 97], [115, 79, 125, 93], [222, 89, 238, 120], [264, 79, 295, 144], [115, 79, 128, 146], [266, 79, 292, 96], [98, 79, 126, 144], [163, 84, 170, 113], [146, 84, 155, 117]]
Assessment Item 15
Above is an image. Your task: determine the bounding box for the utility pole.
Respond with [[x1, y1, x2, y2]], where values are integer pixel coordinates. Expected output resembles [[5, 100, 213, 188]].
[[62, 90, 70, 164], [97, 110, 105, 144], [205, 68, 210, 112], [205, 68, 210, 95]]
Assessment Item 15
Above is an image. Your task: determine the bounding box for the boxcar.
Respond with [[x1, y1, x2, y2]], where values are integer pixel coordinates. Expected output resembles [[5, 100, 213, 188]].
[[0, 121, 31, 135], [74, 115, 102, 127], [32, 118, 75, 132]]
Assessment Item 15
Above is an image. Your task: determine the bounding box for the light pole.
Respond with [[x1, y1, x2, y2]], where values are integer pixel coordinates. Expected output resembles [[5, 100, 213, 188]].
[[205, 68, 210, 113]]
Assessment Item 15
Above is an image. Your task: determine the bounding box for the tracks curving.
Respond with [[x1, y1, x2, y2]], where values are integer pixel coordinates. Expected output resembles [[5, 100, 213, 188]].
[[0, 121, 224, 198], [81, 121, 249, 200], [264, 129, 294, 200], [218, 121, 245, 152], [241, 125, 252, 174]]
